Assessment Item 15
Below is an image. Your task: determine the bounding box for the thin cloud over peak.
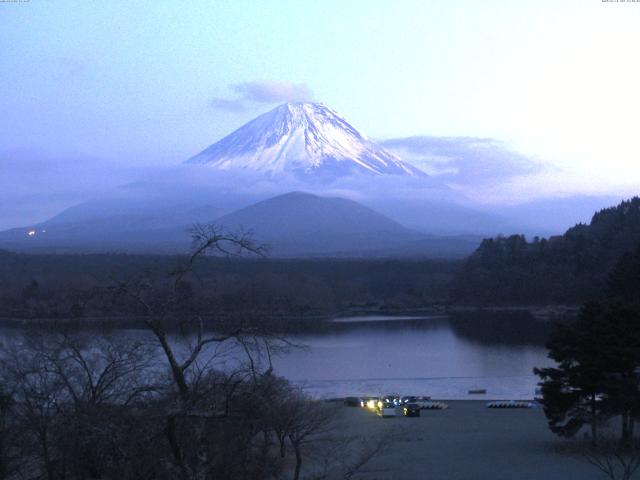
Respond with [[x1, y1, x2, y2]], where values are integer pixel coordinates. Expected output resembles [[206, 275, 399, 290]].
[[210, 80, 314, 111]]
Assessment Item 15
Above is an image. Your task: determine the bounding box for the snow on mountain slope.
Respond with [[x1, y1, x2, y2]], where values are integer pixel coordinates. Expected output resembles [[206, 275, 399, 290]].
[[186, 102, 427, 180]]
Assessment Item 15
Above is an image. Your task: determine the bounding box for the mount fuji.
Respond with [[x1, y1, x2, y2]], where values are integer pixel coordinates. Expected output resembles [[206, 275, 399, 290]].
[[186, 102, 427, 181], [0, 102, 512, 255]]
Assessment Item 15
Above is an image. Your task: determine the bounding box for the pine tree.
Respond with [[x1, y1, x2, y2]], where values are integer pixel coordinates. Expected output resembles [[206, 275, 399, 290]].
[[535, 301, 640, 445], [534, 303, 612, 445]]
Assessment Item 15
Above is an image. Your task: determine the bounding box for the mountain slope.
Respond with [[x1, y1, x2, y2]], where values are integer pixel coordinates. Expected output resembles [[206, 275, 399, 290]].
[[214, 191, 421, 255], [214, 191, 478, 257], [0, 194, 228, 253], [0, 190, 480, 257], [186, 103, 426, 181]]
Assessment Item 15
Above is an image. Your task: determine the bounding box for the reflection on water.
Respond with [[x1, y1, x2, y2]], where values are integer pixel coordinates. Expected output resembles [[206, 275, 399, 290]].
[[274, 311, 555, 400], [0, 311, 557, 400]]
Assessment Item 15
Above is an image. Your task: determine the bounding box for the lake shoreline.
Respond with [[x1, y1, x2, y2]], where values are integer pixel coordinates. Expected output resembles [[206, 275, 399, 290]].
[[0, 303, 579, 331]]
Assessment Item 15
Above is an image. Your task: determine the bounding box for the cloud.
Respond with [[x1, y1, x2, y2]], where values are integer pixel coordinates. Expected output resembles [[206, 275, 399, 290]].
[[381, 136, 545, 185], [211, 80, 314, 111], [209, 97, 247, 112], [0, 149, 145, 230], [231, 81, 313, 104]]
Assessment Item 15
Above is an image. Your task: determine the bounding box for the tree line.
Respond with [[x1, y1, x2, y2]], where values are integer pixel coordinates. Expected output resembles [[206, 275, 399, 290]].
[[455, 197, 640, 305], [0, 250, 459, 325]]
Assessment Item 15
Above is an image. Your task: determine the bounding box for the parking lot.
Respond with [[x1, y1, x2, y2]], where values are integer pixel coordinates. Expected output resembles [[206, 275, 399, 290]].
[[339, 400, 603, 480]]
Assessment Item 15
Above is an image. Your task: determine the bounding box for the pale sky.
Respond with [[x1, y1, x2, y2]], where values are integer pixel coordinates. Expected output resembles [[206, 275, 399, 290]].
[[1, 0, 640, 227]]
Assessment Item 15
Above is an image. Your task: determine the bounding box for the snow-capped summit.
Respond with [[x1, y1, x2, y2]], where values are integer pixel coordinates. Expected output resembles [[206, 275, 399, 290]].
[[185, 102, 427, 180]]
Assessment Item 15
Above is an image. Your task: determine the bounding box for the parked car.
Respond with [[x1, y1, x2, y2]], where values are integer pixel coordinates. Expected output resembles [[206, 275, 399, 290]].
[[403, 403, 421, 417], [382, 394, 401, 406], [360, 397, 378, 410], [376, 401, 397, 417]]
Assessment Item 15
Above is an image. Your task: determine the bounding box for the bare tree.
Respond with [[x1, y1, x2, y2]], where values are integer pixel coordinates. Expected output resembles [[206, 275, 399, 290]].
[[1, 339, 66, 480], [36, 331, 157, 408], [341, 434, 390, 480], [0, 384, 22, 480], [1, 330, 160, 480], [284, 394, 338, 480], [282, 403, 396, 480], [114, 225, 267, 400], [111, 225, 301, 479], [582, 435, 640, 480], [307, 432, 391, 480], [0, 225, 331, 480]]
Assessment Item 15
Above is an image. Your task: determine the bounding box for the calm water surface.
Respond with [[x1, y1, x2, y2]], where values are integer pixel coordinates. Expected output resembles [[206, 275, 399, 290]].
[[273, 313, 555, 400], [0, 312, 556, 400]]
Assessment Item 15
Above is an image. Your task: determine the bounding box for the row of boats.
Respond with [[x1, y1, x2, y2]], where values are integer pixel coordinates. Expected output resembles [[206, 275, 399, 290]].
[[344, 395, 536, 415], [486, 400, 534, 409]]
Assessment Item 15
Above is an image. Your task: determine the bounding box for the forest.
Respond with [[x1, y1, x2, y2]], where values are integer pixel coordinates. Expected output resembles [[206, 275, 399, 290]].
[[0, 249, 460, 327], [454, 197, 640, 305]]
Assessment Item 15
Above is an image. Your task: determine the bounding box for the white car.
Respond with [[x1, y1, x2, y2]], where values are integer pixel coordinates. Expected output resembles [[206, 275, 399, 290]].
[[376, 401, 397, 417]]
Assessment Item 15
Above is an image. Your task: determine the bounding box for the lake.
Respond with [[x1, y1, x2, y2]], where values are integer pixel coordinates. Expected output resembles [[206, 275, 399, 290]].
[[273, 312, 555, 400], [0, 311, 557, 401]]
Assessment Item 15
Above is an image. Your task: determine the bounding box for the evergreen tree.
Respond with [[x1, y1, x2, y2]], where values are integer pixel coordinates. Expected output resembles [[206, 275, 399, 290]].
[[456, 197, 640, 304], [534, 303, 613, 445], [608, 243, 640, 307], [535, 294, 640, 445]]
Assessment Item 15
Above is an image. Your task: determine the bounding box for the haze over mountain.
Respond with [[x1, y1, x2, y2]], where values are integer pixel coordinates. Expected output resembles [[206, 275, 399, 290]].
[[213, 192, 480, 257], [0, 100, 622, 256], [0, 191, 481, 258], [0, 101, 503, 256]]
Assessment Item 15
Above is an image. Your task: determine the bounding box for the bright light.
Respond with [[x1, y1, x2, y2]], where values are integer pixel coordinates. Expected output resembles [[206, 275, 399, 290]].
[[367, 400, 376, 409], [377, 401, 383, 409], [27, 230, 36, 237]]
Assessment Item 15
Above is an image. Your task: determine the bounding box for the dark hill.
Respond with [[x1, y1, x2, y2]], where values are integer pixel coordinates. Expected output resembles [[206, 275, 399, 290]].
[[454, 197, 640, 304], [214, 191, 479, 257]]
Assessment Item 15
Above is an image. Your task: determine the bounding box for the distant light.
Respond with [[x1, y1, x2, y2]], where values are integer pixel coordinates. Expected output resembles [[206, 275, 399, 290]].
[[41, 229, 46, 233], [27, 230, 36, 237]]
